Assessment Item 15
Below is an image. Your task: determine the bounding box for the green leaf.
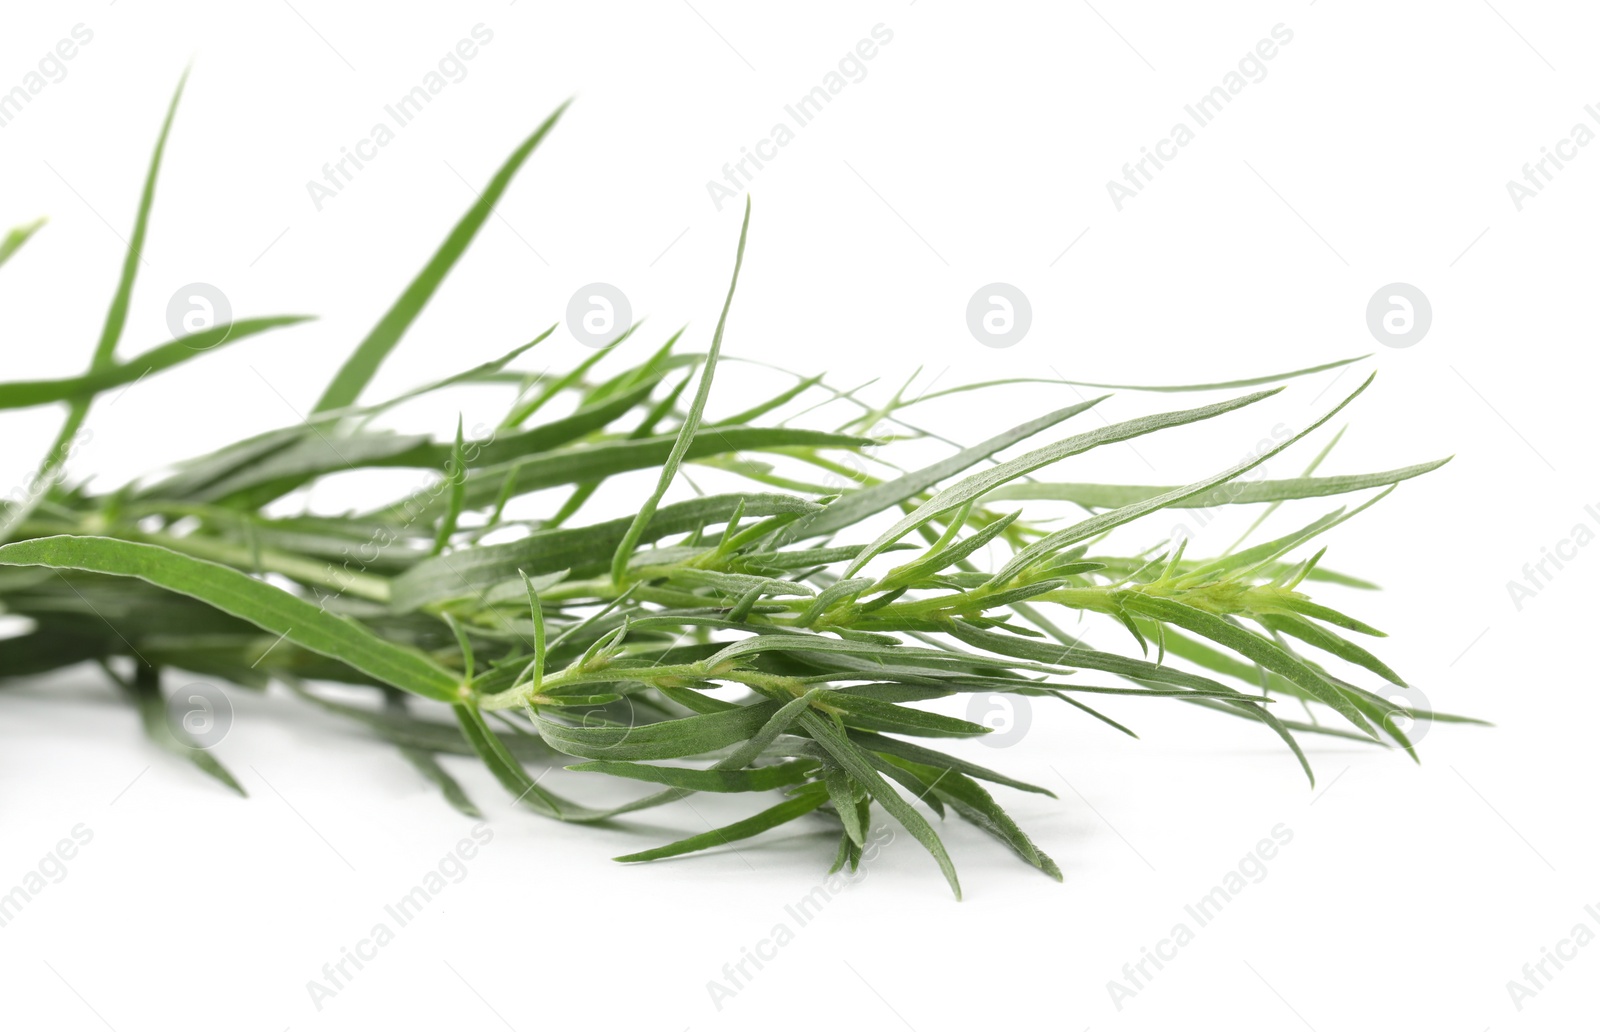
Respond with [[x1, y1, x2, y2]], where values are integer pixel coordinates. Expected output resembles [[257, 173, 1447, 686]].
[[714, 687, 831, 770], [404, 376, 667, 472], [527, 700, 784, 761], [287, 682, 550, 761], [878, 510, 1022, 591], [891, 757, 1062, 881], [397, 746, 481, 817], [818, 690, 994, 738], [711, 374, 824, 427], [799, 711, 962, 899], [314, 102, 569, 413], [0, 317, 315, 410], [846, 388, 1280, 576], [195, 429, 433, 506], [785, 397, 1105, 543], [1119, 593, 1378, 739], [797, 576, 875, 626], [390, 492, 821, 610], [84, 71, 186, 371], [430, 419, 468, 556], [908, 354, 1370, 405], [614, 782, 829, 862], [611, 196, 751, 584], [0, 536, 462, 702], [514, 571, 548, 693], [822, 758, 868, 846], [570, 758, 815, 792], [1257, 613, 1404, 686], [666, 568, 813, 600], [944, 619, 1315, 783], [1271, 596, 1387, 637], [1178, 487, 1398, 591], [365, 327, 554, 415], [500, 324, 641, 428], [0, 217, 47, 270], [111, 661, 245, 796], [421, 426, 867, 515], [985, 459, 1449, 509], [453, 701, 575, 819], [28, 71, 188, 520], [988, 374, 1378, 585], [455, 701, 696, 823]]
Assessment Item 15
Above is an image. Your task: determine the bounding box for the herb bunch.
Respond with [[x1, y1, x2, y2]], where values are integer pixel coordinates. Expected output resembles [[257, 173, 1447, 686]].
[[0, 80, 1471, 897]]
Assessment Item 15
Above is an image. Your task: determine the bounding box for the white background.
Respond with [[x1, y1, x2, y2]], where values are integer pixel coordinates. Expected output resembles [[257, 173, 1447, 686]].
[[1, 1, 1596, 1029]]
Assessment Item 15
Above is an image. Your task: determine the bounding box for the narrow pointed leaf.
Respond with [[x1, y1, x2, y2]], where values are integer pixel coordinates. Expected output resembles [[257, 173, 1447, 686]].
[[314, 102, 569, 413], [614, 782, 829, 862], [611, 197, 751, 584], [0, 536, 462, 702]]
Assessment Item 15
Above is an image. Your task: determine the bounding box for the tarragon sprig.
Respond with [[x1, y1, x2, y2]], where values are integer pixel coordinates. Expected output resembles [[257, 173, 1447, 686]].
[[0, 78, 1479, 897]]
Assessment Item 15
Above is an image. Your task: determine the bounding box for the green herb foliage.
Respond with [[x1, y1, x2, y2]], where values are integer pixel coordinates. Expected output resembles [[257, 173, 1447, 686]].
[[0, 83, 1474, 897]]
